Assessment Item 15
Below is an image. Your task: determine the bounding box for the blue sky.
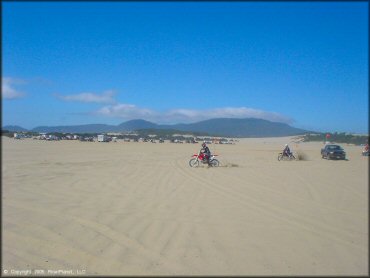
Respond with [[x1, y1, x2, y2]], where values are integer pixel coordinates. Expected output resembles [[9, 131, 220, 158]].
[[2, 1, 368, 133]]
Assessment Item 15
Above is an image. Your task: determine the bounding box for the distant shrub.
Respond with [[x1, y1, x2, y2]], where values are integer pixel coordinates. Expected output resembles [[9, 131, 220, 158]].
[[303, 132, 369, 145]]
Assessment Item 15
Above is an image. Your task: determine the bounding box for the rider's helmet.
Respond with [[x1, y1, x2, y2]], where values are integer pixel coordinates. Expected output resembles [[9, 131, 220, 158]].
[[202, 142, 206, 148], [285, 144, 288, 147]]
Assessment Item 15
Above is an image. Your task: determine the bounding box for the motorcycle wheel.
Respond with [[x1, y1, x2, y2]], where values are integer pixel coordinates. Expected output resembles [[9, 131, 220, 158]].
[[189, 158, 199, 167], [290, 154, 296, 161], [210, 159, 220, 167], [278, 153, 283, 161]]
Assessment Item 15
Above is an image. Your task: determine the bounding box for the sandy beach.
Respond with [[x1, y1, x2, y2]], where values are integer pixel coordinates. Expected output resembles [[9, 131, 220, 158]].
[[2, 136, 368, 275]]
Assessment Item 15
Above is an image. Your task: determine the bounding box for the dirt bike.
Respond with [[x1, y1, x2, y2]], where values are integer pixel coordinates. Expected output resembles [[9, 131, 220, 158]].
[[278, 152, 296, 161], [189, 151, 220, 167]]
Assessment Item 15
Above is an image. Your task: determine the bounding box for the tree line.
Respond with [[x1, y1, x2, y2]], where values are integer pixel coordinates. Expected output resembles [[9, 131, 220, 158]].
[[302, 132, 369, 145]]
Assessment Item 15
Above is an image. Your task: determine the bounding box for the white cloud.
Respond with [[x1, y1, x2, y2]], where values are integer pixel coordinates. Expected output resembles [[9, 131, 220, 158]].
[[166, 107, 293, 124], [96, 103, 293, 124], [97, 103, 157, 118], [55, 90, 116, 104], [2, 77, 25, 99]]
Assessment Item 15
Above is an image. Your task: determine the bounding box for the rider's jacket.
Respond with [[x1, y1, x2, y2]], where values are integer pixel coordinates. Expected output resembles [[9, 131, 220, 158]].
[[201, 146, 211, 156], [283, 146, 291, 155]]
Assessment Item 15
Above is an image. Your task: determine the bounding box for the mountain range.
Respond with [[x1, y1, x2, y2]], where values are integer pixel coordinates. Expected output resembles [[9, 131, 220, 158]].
[[3, 118, 309, 137]]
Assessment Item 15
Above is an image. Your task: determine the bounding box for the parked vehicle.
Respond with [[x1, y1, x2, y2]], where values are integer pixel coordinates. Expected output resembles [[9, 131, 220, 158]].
[[362, 144, 369, 156], [97, 134, 109, 142], [277, 152, 296, 161], [189, 151, 219, 167], [321, 144, 346, 160], [14, 133, 23, 139], [79, 137, 94, 142]]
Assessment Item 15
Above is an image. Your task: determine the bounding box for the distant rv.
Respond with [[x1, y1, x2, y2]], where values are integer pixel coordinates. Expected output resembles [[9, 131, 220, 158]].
[[14, 133, 23, 139], [97, 134, 109, 142]]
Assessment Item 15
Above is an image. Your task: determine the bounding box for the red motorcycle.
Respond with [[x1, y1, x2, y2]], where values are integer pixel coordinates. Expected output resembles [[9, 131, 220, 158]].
[[189, 151, 220, 167]]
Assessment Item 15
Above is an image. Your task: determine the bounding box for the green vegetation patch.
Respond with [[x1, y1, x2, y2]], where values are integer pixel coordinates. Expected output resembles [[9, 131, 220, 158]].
[[302, 132, 369, 146]]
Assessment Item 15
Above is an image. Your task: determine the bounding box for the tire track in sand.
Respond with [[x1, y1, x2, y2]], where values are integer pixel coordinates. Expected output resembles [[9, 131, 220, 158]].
[[174, 158, 366, 252], [5, 202, 190, 275], [216, 166, 365, 246]]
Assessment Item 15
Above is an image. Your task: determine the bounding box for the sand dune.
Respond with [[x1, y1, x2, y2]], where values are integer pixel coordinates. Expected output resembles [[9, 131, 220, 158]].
[[2, 136, 368, 275]]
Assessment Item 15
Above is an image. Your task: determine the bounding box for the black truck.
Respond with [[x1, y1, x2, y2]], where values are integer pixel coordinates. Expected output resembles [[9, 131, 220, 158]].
[[321, 144, 346, 160]]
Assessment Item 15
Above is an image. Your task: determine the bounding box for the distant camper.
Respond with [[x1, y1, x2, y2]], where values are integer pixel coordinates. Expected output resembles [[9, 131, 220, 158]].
[[14, 133, 22, 139], [97, 134, 108, 142]]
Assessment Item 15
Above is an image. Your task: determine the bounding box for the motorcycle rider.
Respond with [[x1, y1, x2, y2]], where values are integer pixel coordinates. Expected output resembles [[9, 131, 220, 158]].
[[283, 144, 292, 157], [200, 142, 211, 165], [363, 143, 369, 154]]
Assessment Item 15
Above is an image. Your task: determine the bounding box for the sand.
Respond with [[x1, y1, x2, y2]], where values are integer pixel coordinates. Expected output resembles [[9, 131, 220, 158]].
[[2, 136, 368, 275]]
